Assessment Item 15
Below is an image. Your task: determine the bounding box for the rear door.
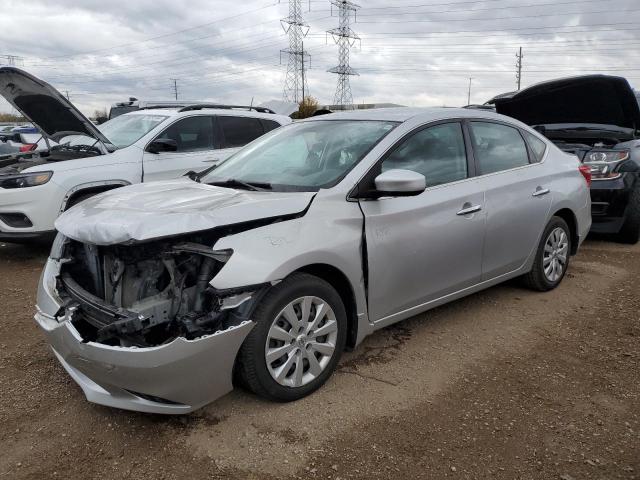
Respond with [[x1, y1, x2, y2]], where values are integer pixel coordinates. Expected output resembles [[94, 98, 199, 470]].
[[214, 115, 268, 166], [358, 121, 486, 324], [142, 115, 218, 181], [468, 121, 553, 279]]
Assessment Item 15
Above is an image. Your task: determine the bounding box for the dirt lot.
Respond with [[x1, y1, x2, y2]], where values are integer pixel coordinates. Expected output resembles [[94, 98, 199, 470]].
[[0, 237, 638, 480]]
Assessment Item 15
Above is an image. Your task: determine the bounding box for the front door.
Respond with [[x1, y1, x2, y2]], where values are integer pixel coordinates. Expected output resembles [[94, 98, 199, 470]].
[[142, 115, 219, 181], [358, 122, 487, 324]]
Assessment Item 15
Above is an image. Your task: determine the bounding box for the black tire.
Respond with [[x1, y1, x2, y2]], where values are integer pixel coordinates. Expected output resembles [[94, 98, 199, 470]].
[[236, 272, 347, 402], [617, 185, 640, 244], [523, 216, 572, 292]]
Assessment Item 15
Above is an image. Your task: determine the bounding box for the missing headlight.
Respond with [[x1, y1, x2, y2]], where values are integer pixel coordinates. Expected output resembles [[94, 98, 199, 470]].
[[56, 237, 247, 347]]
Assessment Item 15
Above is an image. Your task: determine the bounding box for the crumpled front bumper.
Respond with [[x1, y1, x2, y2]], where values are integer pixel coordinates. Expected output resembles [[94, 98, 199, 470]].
[[35, 259, 255, 414]]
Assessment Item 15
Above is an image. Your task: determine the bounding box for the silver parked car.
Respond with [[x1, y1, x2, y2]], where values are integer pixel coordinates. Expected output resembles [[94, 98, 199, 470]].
[[36, 108, 591, 414]]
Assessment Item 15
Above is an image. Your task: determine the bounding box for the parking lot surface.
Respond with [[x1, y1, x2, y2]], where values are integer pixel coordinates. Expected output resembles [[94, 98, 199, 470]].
[[0, 238, 638, 479]]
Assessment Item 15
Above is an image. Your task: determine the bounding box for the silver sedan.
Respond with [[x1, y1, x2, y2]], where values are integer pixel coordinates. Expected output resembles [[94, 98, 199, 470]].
[[36, 107, 591, 413]]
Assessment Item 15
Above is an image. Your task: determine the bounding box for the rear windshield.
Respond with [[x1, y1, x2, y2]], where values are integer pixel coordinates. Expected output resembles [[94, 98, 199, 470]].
[[109, 105, 139, 119]]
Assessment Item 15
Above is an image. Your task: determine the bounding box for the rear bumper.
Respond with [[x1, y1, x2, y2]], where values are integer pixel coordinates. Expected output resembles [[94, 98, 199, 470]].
[[35, 259, 255, 414], [589, 174, 637, 234]]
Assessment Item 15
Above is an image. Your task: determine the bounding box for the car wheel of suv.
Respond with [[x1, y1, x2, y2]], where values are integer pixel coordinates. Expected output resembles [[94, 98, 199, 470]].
[[237, 273, 347, 401], [617, 186, 640, 244], [523, 216, 571, 292]]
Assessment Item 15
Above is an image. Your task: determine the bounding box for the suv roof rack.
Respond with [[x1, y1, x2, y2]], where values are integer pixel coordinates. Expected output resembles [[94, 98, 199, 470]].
[[136, 103, 192, 110], [177, 104, 276, 114]]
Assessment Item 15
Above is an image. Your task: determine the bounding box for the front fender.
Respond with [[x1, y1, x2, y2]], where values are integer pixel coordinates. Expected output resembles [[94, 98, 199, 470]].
[[210, 194, 368, 322]]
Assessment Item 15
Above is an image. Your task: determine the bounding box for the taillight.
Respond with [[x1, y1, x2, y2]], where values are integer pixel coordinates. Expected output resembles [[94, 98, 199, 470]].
[[19, 144, 37, 152], [579, 164, 592, 187]]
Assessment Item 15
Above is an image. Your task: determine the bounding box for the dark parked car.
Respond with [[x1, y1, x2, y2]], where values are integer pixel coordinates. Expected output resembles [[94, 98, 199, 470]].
[[487, 75, 640, 243]]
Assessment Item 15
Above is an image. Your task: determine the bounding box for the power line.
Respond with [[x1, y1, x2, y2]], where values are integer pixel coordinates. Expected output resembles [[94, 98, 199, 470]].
[[356, 7, 640, 24], [38, 2, 280, 60], [357, 21, 640, 35]]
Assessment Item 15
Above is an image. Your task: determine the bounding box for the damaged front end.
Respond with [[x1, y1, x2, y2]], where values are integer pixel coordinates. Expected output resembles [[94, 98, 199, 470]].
[[55, 234, 264, 348], [33, 233, 268, 413]]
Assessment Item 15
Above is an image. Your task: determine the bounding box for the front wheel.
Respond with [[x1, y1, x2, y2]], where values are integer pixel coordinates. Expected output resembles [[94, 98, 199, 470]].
[[237, 273, 347, 401], [523, 216, 571, 292]]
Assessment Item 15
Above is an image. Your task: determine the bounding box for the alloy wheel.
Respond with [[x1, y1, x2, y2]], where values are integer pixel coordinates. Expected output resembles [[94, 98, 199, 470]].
[[543, 227, 569, 282], [265, 296, 338, 388]]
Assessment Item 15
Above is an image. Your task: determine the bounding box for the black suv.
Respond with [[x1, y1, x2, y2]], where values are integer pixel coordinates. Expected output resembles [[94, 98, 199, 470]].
[[486, 75, 640, 243]]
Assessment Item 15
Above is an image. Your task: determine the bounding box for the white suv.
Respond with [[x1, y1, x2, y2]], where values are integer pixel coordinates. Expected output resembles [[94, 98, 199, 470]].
[[0, 67, 291, 243]]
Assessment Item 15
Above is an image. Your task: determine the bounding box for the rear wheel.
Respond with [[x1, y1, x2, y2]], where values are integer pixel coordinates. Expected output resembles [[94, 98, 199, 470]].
[[617, 185, 640, 244], [237, 273, 347, 401], [523, 216, 571, 292]]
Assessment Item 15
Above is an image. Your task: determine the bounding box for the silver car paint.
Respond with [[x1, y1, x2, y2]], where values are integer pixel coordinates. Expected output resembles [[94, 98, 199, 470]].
[[36, 259, 255, 414], [37, 108, 591, 413]]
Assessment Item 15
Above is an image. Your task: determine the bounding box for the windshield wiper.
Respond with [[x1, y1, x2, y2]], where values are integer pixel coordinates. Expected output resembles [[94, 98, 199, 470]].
[[208, 179, 272, 191]]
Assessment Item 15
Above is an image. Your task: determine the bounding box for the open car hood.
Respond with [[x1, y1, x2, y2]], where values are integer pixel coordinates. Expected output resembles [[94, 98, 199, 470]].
[[0, 67, 113, 147], [55, 179, 315, 245], [489, 75, 640, 132]]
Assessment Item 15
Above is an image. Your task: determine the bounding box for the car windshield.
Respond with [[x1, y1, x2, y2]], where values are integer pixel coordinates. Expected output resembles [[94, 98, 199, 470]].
[[98, 113, 168, 148], [201, 120, 397, 191]]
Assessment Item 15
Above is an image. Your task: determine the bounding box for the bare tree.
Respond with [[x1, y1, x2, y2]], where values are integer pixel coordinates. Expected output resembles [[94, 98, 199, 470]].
[[295, 96, 319, 119], [93, 108, 108, 125]]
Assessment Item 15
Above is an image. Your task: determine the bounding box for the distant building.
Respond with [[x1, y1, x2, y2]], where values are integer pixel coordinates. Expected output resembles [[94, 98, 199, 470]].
[[319, 103, 405, 111]]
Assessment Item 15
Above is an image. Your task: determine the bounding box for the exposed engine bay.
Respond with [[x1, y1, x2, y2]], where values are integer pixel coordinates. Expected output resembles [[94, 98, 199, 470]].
[[45, 143, 103, 161], [0, 144, 102, 174], [56, 235, 262, 348]]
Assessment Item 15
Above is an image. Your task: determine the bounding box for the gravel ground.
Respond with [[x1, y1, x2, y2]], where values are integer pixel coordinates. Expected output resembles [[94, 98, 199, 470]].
[[0, 237, 638, 479]]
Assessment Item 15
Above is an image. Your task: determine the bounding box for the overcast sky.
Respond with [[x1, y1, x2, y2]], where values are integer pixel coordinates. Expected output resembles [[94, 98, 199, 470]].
[[0, 0, 638, 116]]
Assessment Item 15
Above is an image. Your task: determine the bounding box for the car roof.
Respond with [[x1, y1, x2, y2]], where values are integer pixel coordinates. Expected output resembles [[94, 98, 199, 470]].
[[299, 107, 526, 127], [125, 107, 290, 122]]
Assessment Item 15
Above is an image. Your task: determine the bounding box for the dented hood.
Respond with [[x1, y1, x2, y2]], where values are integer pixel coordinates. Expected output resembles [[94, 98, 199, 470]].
[[490, 75, 640, 131], [0, 67, 113, 146], [55, 179, 315, 245]]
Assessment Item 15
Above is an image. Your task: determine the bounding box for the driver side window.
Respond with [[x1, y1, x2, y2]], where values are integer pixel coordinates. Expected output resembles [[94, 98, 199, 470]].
[[155, 116, 214, 152], [382, 122, 468, 188]]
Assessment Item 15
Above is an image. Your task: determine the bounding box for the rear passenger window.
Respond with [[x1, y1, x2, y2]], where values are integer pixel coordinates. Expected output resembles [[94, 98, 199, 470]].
[[261, 119, 282, 133], [470, 122, 530, 175], [523, 130, 547, 163], [382, 122, 468, 188], [219, 116, 264, 148]]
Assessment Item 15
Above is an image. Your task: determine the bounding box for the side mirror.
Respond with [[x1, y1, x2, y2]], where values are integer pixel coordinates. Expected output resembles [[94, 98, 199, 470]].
[[147, 138, 178, 154], [373, 169, 426, 197]]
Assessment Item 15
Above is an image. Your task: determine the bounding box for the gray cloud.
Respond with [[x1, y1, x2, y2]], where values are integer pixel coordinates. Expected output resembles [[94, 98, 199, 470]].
[[1, 0, 639, 116]]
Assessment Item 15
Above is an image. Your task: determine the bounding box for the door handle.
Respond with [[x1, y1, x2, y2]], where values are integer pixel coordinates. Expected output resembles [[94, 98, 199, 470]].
[[456, 203, 482, 216], [203, 158, 220, 164], [532, 187, 550, 197]]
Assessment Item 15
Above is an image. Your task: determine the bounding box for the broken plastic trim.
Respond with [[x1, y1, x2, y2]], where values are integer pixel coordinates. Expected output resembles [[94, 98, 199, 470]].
[[59, 273, 149, 334], [171, 243, 233, 262]]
